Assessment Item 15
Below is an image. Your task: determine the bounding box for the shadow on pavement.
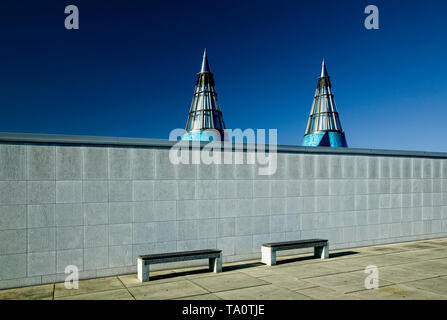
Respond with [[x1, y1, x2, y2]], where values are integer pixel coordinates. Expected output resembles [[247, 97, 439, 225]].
[[150, 262, 265, 279], [275, 251, 359, 265]]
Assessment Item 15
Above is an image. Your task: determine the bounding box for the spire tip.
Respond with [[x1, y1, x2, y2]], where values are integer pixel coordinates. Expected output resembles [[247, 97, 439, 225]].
[[321, 59, 328, 77], [200, 49, 210, 73]]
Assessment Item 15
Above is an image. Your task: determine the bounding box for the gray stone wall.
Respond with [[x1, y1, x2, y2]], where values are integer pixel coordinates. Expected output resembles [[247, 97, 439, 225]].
[[0, 137, 446, 289]]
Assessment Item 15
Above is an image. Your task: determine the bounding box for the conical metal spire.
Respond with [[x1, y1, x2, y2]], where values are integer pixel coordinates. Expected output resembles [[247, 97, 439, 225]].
[[183, 50, 226, 141], [302, 60, 348, 147], [321, 59, 328, 77], [200, 49, 211, 73]]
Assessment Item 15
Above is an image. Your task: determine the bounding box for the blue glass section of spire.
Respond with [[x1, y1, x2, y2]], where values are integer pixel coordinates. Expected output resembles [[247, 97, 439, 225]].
[[182, 130, 222, 142], [302, 131, 348, 147]]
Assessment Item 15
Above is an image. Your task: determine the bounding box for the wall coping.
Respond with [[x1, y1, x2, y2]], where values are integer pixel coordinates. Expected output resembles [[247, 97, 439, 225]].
[[1, 132, 447, 159]]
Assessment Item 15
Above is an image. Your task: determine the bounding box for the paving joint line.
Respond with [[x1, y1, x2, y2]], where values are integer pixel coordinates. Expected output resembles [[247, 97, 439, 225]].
[[292, 286, 341, 300], [116, 276, 136, 300], [183, 277, 212, 294], [53, 277, 128, 299], [168, 292, 221, 301]]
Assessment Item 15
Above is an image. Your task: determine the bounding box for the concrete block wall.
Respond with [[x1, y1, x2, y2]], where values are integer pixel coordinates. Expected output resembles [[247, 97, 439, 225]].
[[0, 134, 447, 289]]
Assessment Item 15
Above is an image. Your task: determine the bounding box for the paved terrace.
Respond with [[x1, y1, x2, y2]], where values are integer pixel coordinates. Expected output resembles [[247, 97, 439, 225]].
[[1, 238, 447, 300]]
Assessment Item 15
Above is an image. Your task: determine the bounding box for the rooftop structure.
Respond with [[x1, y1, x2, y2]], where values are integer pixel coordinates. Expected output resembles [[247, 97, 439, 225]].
[[183, 49, 227, 141], [302, 60, 348, 147]]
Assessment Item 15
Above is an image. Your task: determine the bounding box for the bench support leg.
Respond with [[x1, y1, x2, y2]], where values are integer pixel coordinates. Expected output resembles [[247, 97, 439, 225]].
[[137, 258, 150, 282], [262, 246, 276, 266], [209, 253, 222, 273], [314, 244, 329, 259]]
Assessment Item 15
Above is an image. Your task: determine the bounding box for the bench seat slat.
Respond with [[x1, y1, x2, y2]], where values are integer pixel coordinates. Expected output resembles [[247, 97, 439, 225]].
[[267, 242, 327, 252], [139, 249, 221, 261], [262, 239, 328, 248]]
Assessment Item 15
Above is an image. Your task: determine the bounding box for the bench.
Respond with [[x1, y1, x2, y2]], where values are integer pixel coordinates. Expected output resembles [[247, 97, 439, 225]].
[[261, 239, 329, 266], [137, 249, 222, 282]]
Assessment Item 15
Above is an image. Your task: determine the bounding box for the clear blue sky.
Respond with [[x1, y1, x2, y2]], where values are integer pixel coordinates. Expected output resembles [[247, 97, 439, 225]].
[[0, 0, 446, 152]]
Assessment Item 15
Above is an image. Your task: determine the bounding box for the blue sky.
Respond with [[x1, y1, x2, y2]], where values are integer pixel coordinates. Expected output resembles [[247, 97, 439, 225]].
[[0, 0, 446, 152]]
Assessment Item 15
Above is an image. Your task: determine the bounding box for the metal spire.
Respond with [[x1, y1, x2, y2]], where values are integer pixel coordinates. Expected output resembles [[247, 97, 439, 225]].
[[302, 60, 348, 147], [320, 59, 328, 77], [183, 50, 227, 141], [200, 49, 211, 73]]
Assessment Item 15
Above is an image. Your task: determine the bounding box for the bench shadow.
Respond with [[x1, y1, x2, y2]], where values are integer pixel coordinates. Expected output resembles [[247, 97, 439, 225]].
[[223, 262, 264, 272], [148, 272, 186, 281], [151, 262, 265, 279], [275, 251, 359, 265]]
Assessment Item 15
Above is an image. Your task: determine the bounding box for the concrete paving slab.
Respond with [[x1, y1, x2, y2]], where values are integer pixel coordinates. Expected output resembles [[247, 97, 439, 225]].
[[189, 273, 268, 293], [54, 276, 125, 298], [274, 264, 343, 280], [214, 284, 311, 300], [397, 260, 447, 277], [378, 265, 439, 284], [332, 254, 416, 269], [0, 284, 54, 300], [426, 238, 447, 245], [119, 271, 183, 287], [422, 240, 447, 247], [404, 276, 447, 296], [303, 270, 394, 293], [346, 284, 447, 300], [296, 286, 359, 300], [56, 288, 134, 300], [358, 246, 408, 255], [362, 240, 444, 253], [237, 266, 279, 278], [381, 251, 426, 261], [316, 260, 366, 273], [399, 242, 444, 250], [128, 279, 208, 300], [258, 274, 317, 291], [387, 248, 447, 261], [180, 267, 241, 280]]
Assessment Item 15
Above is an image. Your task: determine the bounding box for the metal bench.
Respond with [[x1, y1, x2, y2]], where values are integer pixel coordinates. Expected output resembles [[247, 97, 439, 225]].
[[137, 249, 222, 282], [261, 239, 329, 266]]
